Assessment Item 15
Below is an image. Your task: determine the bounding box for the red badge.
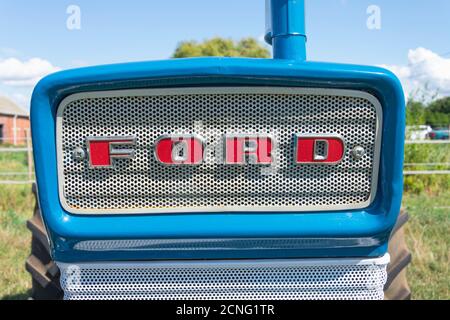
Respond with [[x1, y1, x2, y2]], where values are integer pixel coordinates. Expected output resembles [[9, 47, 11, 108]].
[[154, 135, 205, 165], [223, 135, 274, 165], [86, 137, 136, 169], [294, 134, 345, 164]]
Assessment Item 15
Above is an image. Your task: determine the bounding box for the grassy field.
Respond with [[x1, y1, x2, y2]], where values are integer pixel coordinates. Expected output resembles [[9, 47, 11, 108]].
[[0, 185, 34, 300], [403, 192, 450, 299], [404, 143, 450, 193], [0, 183, 448, 300], [0, 151, 34, 181], [0, 146, 448, 299]]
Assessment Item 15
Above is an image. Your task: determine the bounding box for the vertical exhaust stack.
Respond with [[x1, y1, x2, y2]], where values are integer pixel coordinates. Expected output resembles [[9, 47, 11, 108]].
[[266, 0, 307, 61]]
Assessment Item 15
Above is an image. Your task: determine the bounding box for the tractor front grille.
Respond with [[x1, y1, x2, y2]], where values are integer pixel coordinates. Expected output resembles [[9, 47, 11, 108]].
[[57, 255, 389, 300], [57, 87, 382, 214]]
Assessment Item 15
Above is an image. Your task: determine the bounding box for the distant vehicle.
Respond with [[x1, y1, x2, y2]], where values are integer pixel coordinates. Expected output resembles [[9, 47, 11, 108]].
[[406, 125, 433, 140], [428, 128, 450, 140]]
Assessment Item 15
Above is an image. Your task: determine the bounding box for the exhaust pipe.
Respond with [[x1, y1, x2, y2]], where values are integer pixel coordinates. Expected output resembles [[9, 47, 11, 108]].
[[265, 0, 307, 61]]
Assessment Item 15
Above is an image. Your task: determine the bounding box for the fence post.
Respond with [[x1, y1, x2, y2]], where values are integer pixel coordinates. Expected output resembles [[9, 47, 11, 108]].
[[26, 129, 33, 181]]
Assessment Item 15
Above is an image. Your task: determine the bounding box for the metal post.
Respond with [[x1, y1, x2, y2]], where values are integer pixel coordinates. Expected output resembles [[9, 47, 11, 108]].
[[26, 129, 33, 181], [13, 115, 17, 145], [266, 0, 307, 61]]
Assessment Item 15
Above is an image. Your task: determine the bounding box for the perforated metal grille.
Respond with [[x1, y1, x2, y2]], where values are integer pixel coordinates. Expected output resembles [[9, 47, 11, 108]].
[[73, 237, 379, 252], [58, 256, 389, 300], [57, 87, 381, 214]]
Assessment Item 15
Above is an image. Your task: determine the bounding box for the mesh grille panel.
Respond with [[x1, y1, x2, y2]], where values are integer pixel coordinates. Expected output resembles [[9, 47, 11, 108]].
[[57, 88, 381, 214], [58, 256, 388, 300]]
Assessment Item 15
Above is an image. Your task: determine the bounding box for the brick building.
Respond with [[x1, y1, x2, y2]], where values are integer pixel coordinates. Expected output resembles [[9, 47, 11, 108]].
[[0, 96, 30, 146]]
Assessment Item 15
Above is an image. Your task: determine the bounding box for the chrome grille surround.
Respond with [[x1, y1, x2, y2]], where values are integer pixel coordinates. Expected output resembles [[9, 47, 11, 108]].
[[57, 255, 389, 300], [56, 87, 382, 214]]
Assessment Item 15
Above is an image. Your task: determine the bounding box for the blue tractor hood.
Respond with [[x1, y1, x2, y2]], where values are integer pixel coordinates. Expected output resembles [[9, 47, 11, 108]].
[[31, 57, 405, 263]]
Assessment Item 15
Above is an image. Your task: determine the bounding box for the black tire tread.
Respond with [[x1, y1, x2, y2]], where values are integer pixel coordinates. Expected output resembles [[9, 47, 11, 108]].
[[25, 184, 63, 300], [385, 211, 412, 300]]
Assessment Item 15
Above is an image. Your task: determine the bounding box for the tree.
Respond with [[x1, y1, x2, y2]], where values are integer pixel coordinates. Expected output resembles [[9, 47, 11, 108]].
[[425, 111, 450, 127], [172, 37, 270, 58], [428, 97, 450, 114], [406, 96, 450, 127], [406, 100, 426, 126], [424, 97, 450, 127]]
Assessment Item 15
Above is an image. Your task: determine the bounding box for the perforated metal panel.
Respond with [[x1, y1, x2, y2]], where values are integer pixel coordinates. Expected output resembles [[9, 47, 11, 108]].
[[57, 87, 382, 214], [58, 255, 389, 300], [73, 237, 380, 252]]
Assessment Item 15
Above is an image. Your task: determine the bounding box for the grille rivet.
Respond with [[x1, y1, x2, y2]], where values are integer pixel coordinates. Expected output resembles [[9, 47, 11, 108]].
[[352, 146, 365, 160], [73, 147, 86, 161]]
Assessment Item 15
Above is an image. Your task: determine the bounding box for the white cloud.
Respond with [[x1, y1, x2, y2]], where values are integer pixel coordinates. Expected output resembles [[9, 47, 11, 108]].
[[0, 90, 31, 109], [0, 57, 60, 87], [380, 47, 450, 100], [11, 92, 32, 109], [0, 55, 60, 109]]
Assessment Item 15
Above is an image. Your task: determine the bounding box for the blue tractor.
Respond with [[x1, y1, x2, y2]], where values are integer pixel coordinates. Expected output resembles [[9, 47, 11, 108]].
[[26, 0, 410, 300]]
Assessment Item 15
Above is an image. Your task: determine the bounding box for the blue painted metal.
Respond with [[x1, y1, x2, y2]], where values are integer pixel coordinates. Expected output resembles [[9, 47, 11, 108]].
[[31, 57, 405, 263], [266, 0, 307, 60]]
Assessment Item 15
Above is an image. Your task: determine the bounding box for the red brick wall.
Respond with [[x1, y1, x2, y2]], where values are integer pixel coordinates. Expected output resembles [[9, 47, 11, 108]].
[[0, 114, 30, 146]]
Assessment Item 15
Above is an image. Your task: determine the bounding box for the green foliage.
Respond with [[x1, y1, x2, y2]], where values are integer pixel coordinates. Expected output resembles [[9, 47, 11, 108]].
[[425, 112, 450, 127], [172, 37, 270, 59], [403, 192, 450, 300], [404, 175, 449, 195], [405, 144, 450, 164], [235, 38, 271, 58], [0, 151, 31, 181], [406, 100, 426, 126], [404, 144, 450, 194], [0, 185, 34, 300], [406, 92, 450, 127], [429, 97, 450, 114], [426, 97, 450, 127]]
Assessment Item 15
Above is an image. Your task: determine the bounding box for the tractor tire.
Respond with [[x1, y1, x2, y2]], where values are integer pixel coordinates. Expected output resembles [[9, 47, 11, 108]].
[[25, 183, 63, 300], [384, 211, 412, 300]]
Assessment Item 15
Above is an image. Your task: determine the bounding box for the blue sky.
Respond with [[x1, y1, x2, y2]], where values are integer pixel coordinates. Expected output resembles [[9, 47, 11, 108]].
[[1, 0, 450, 108]]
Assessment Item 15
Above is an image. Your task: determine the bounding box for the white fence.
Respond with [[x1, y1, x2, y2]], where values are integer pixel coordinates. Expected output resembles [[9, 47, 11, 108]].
[[0, 140, 449, 184], [0, 132, 34, 184], [403, 140, 450, 175]]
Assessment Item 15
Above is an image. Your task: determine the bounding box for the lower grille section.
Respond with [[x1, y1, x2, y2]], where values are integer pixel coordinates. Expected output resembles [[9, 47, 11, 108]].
[[58, 255, 389, 300]]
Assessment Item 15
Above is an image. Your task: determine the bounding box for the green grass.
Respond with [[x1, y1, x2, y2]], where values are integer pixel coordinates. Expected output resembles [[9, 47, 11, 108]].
[[404, 144, 450, 193], [402, 137, 450, 299], [0, 151, 34, 181], [0, 143, 448, 299], [405, 143, 450, 164], [0, 184, 448, 300], [0, 185, 34, 300], [403, 191, 450, 300]]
